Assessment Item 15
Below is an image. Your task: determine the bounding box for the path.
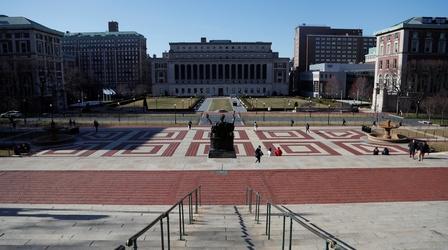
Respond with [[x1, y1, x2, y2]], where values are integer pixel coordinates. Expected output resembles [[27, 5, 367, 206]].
[[1, 168, 447, 205]]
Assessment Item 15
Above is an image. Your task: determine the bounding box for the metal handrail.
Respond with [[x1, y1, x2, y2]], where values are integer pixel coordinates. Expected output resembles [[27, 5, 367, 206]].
[[117, 185, 201, 250], [245, 186, 355, 250]]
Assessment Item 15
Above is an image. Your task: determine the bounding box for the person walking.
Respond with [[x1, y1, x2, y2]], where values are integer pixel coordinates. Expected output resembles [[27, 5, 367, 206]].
[[188, 120, 192, 130], [342, 118, 346, 126], [93, 120, 99, 133], [267, 147, 272, 157], [305, 123, 310, 133], [417, 142, 424, 161], [420, 142, 430, 161], [290, 120, 294, 127], [408, 140, 417, 159], [255, 145, 263, 164], [253, 121, 258, 131]]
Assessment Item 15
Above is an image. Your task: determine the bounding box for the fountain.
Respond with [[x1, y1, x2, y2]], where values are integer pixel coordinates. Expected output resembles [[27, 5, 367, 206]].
[[367, 120, 409, 143]]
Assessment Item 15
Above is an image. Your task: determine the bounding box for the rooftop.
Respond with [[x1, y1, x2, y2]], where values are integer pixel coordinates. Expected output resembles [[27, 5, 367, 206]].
[[0, 15, 63, 36], [309, 63, 375, 72], [375, 17, 448, 35], [64, 31, 144, 38]]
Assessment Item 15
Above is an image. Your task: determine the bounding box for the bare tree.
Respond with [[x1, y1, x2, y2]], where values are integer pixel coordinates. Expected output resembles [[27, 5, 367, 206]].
[[323, 76, 340, 98], [349, 76, 372, 102], [64, 67, 102, 104], [397, 59, 448, 115]]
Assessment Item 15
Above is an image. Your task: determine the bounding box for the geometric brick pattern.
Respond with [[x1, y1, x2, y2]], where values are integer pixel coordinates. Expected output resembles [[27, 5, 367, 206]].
[[262, 141, 340, 156], [185, 141, 255, 157], [34, 142, 111, 157], [102, 142, 180, 157], [128, 130, 187, 141], [32, 127, 411, 158], [313, 129, 366, 140], [193, 129, 249, 140], [255, 129, 313, 140], [80, 130, 131, 141], [333, 141, 408, 155]]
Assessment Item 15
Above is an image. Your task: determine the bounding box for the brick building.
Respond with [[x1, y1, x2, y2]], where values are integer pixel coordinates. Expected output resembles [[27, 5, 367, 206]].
[[372, 17, 448, 112]]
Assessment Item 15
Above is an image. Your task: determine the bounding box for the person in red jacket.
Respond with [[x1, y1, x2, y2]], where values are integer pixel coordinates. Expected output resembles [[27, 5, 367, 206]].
[[274, 147, 283, 156]]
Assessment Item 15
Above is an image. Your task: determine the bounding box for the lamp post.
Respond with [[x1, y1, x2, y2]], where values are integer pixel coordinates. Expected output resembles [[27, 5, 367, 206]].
[[49, 103, 54, 123], [284, 98, 286, 112], [117, 102, 120, 122], [327, 104, 331, 125], [22, 99, 27, 125], [182, 99, 185, 117], [256, 99, 260, 119], [263, 103, 266, 121], [174, 104, 177, 124], [133, 97, 136, 111], [308, 100, 312, 118]]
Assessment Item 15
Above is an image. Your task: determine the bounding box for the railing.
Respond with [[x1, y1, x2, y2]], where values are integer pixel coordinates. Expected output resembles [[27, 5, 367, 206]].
[[245, 187, 355, 250], [116, 186, 201, 250]]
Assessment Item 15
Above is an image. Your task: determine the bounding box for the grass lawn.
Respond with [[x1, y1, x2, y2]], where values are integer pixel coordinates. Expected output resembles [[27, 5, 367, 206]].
[[209, 98, 233, 111], [242, 97, 339, 109], [241, 112, 372, 119], [121, 97, 200, 109]]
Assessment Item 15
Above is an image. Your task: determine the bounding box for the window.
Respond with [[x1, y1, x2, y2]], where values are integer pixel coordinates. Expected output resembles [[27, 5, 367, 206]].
[[394, 41, 399, 53], [393, 59, 397, 68], [411, 32, 419, 52], [424, 33, 433, 53], [386, 43, 391, 54], [380, 44, 384, 55], [379, 60, 383, 69], [438, 33, 446, 53], [386, 60, 389, 69]]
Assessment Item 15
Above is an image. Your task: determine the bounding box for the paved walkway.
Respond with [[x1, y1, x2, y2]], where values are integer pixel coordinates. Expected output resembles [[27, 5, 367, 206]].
[[1, 125, 448, 249], [2, 126, 444, 171], [0, 168, 447, 205]]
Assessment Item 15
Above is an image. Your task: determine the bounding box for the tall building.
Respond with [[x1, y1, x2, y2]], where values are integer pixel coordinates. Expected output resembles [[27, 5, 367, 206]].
[[0, 15, 66, 112], [371, 17, 448, 112], [152, 37, 289, 96], [292, 25, 376, 94], [62, 22, 148, 102]]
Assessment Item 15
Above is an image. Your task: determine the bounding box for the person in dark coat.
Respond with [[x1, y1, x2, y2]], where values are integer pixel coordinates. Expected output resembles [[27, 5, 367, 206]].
[[408, 140, 417, 159], [255, 145, 263, 164], [373, 147, 379, 155], [382, 147, 389, 155], [419, 142, 430, 161], [93, 120, 99, 133]]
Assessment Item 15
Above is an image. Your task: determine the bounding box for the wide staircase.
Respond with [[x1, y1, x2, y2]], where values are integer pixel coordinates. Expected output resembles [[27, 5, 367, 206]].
[[115, 187, 355, 250]]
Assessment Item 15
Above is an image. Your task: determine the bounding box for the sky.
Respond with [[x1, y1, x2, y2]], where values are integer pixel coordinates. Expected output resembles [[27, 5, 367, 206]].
[[2, 0, 447, 58]]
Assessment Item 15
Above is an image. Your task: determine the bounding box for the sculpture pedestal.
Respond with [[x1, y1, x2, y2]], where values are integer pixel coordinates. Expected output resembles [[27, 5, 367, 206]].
[[208, 114, 236, 158], [208, 149, 237, 158]]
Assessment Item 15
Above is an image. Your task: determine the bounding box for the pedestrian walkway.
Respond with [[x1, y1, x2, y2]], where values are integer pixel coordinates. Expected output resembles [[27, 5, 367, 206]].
[[1, 125, 448, 249]]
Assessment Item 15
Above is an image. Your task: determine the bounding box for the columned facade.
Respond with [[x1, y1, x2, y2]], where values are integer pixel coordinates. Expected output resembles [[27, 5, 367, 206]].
[[152, 38, 289, 96]]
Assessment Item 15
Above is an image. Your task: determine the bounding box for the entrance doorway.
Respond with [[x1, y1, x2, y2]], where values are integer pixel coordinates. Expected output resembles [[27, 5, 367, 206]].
[[218, 88, 224, 96]]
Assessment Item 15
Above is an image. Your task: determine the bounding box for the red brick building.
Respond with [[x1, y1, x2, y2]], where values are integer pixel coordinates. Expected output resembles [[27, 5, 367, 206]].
[[372, 17, 448, 112]]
